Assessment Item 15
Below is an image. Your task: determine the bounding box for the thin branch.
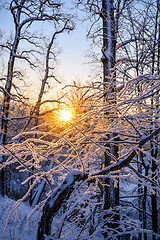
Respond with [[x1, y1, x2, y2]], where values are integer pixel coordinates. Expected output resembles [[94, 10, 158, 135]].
[[93, 127, 160, 182]]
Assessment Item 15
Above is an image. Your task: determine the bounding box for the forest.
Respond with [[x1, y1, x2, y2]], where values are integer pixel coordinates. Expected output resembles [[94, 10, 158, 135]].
[[0, 0, 160, 239]]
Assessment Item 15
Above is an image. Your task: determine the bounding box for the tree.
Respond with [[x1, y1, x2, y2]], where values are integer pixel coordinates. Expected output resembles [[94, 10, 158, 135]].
[[115, 1, 160, 238], [0, 1, 160, 239], [100, 0, 120, 237], [1, 73, 159, 239], [0, 0, 74, 196]]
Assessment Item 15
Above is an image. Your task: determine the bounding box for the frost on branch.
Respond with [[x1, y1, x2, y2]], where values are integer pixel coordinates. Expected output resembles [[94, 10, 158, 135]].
[[37, 170, 87, 240]]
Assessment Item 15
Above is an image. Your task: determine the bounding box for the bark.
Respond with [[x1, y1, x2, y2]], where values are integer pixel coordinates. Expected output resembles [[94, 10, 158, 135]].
[[158, 0, 160, 75], [37, 170, 87, 240], [142, 166, 149, 240], [150, 3, 159, 237], [151, 2, 159, 75], [151, 147, 158, 239], [101, 0, 119, 235], [138, 152, 143, 240], [36, 126, 160, 239], [0, 2, 22, 196]]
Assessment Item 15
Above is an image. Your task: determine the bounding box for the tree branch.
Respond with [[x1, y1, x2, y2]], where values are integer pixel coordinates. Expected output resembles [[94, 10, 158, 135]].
[[37, 170, 87, 240], [93, 127, 160, 177]]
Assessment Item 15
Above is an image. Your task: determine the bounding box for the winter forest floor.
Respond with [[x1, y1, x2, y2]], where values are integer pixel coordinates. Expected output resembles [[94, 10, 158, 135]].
[[0, 195, 38, 240]]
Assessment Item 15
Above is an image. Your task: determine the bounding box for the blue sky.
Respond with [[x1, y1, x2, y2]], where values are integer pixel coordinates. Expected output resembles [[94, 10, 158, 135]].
[[56, 21, 91, 84], [0, 1, 92, 85]]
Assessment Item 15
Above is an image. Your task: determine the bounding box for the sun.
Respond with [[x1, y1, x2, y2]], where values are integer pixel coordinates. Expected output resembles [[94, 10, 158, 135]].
[[59, 109, 73, 122]]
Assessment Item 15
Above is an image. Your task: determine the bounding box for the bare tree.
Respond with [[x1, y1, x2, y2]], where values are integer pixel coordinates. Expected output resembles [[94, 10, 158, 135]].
[[0, 0, 74, 196], [0, 1, 160, 240]]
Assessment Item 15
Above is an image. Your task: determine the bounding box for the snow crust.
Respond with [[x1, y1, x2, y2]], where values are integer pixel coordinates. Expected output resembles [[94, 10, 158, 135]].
[[0, 195, 38, 240]]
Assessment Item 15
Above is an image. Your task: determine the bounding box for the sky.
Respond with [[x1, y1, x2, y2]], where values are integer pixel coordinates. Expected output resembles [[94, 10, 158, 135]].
[[0, 1, 92, 87], [56, 21, 91, 84]]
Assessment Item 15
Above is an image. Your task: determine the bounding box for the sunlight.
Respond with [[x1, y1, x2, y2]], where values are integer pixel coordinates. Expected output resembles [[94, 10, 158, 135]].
[[59, 109, 73, 122]]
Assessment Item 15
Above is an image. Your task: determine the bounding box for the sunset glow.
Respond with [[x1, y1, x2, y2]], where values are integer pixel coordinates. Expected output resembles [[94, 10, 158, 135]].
[[59, 109, 73, 122]]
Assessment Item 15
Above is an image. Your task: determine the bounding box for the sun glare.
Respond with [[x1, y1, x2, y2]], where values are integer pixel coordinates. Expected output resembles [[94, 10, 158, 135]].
[[59, 109, 73, 122]]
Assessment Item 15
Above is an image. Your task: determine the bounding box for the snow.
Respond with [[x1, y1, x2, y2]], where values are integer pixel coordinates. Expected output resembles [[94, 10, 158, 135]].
[[64, 170, 82, 185], [140, 134, 146, 141], [102, 49, 111, 61], [0, 195, 38, 240], [48, 170, 83, 208]]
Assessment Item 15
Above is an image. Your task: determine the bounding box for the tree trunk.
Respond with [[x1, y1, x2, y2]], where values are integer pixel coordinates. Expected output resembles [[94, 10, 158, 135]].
[[0, 24, 21, 196], [150, 3, 159, 237], [27, 24, 70, 206], [151, 147, 158, 240], [101, 0, 119, 236], [37, 170, 86, 240]]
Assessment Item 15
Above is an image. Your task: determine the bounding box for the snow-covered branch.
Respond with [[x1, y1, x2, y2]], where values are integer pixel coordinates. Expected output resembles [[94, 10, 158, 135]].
[[37, 170, 87, 240], [93, 127, 160, 178]]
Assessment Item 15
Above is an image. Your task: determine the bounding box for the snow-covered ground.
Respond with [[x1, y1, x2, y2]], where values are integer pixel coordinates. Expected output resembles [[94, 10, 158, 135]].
[[0, 195, 38, 240]]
